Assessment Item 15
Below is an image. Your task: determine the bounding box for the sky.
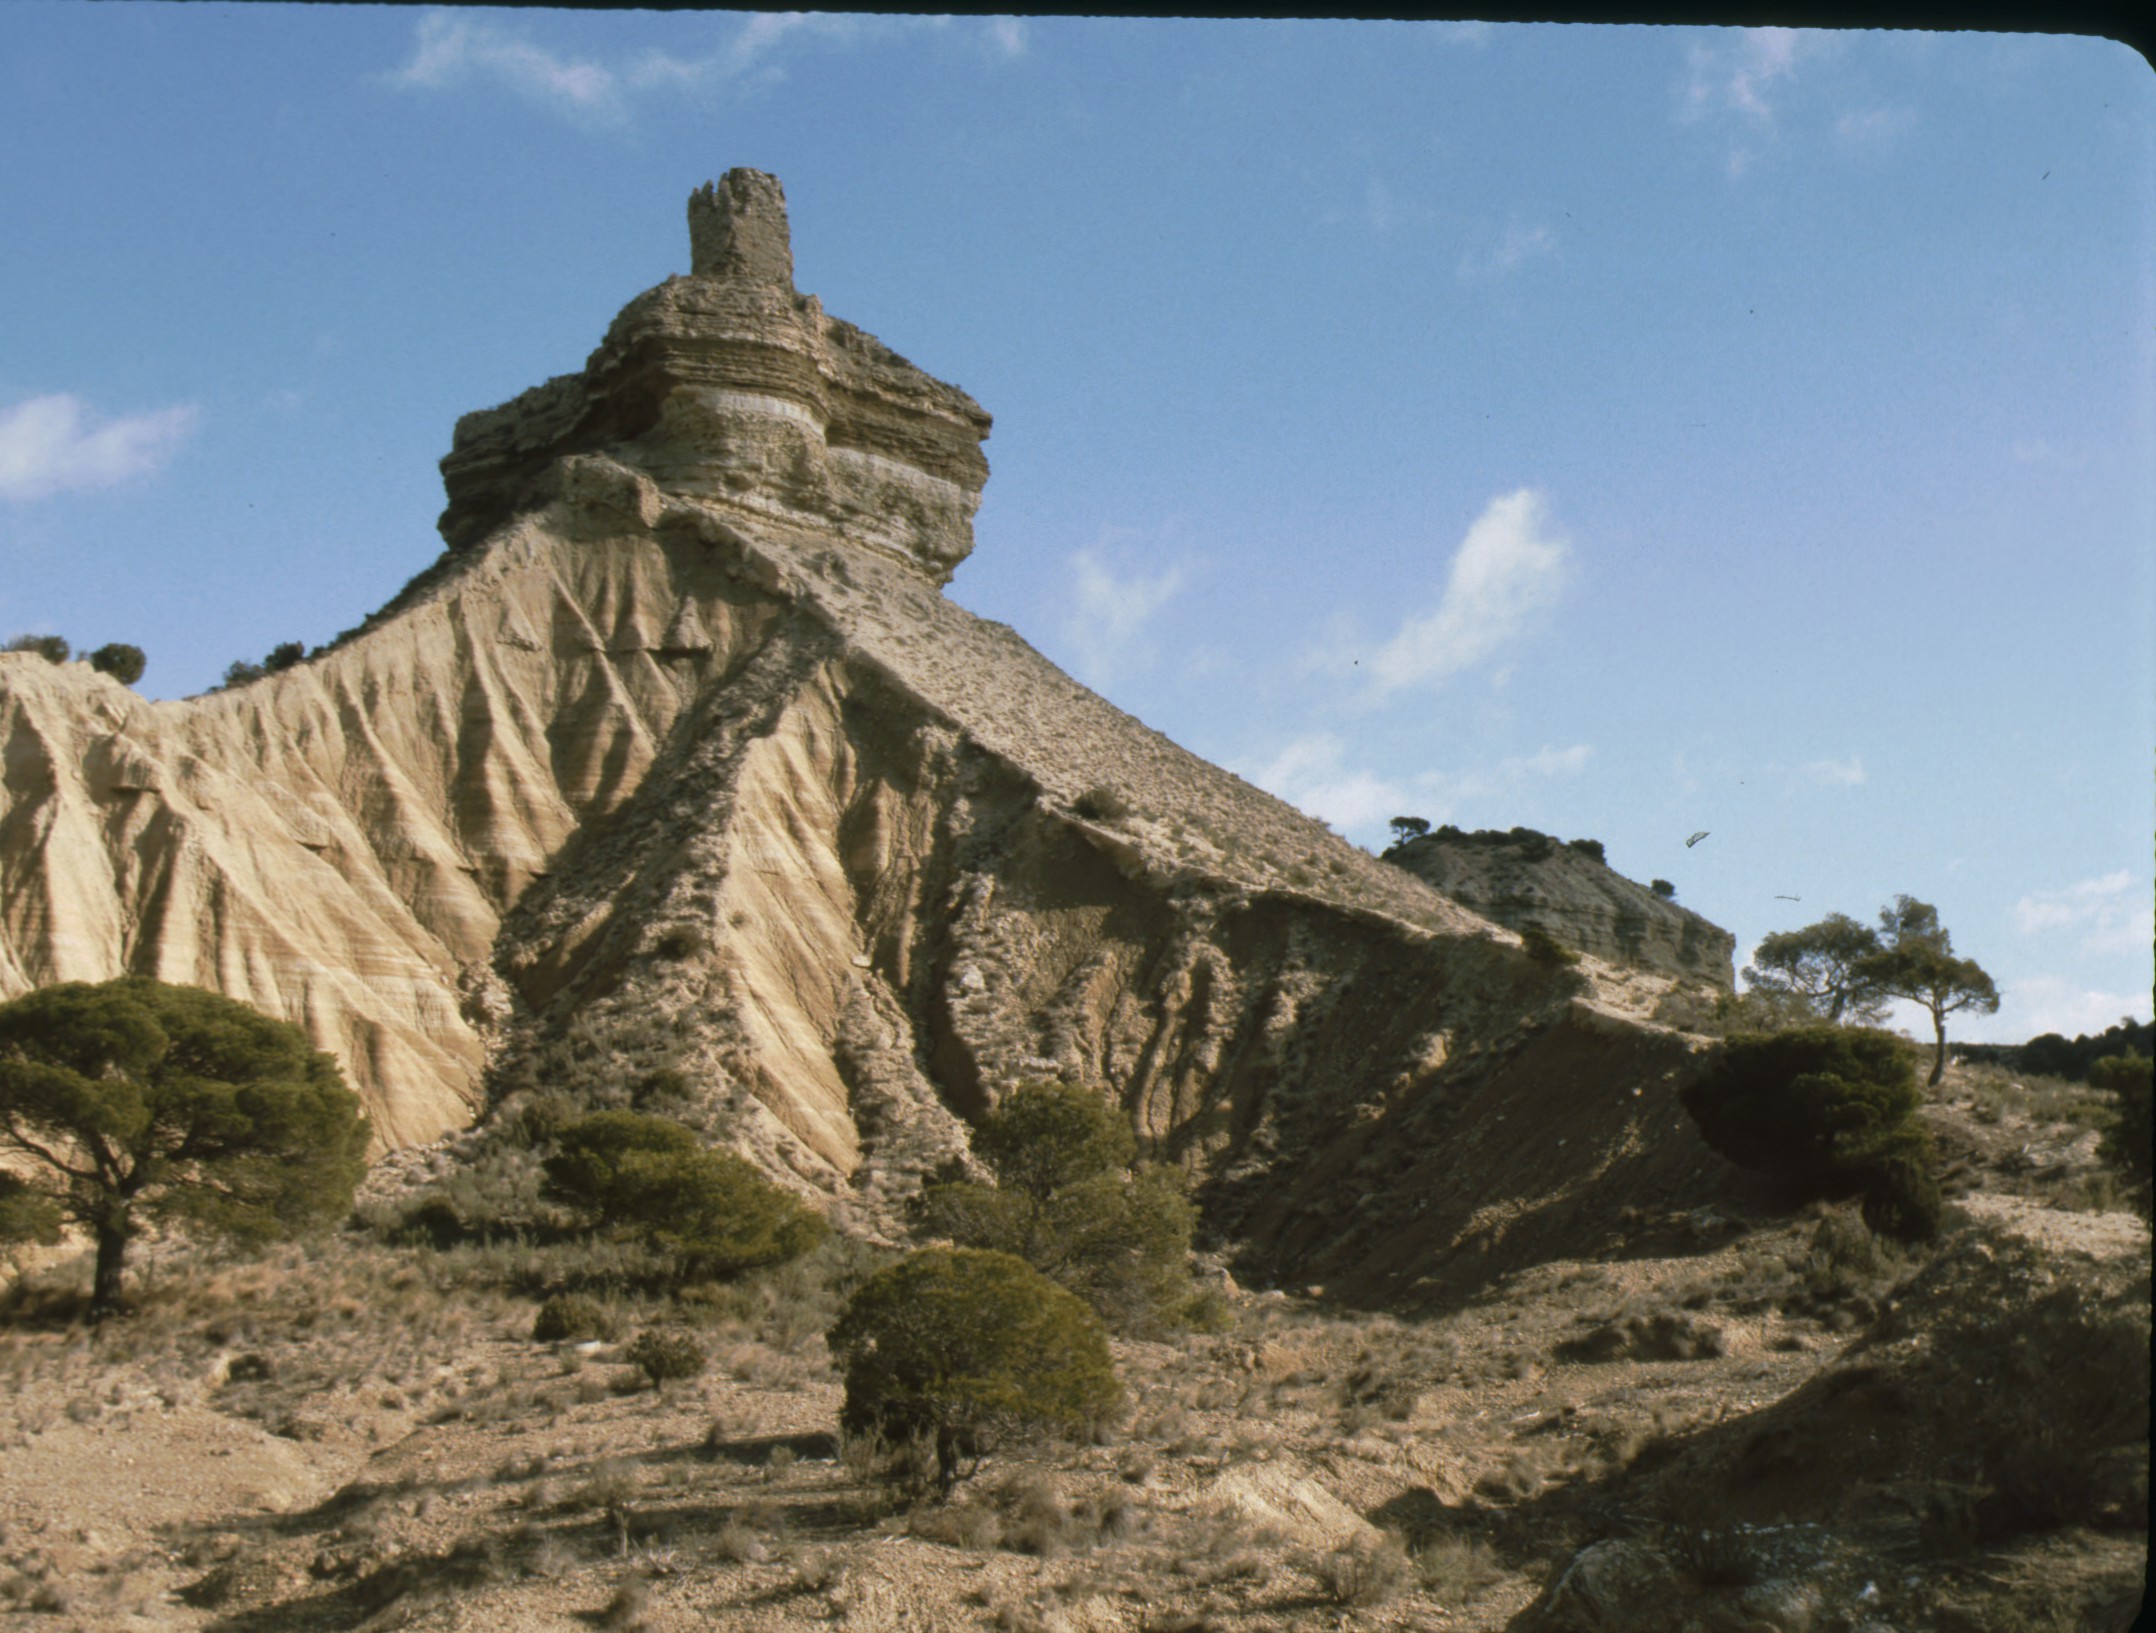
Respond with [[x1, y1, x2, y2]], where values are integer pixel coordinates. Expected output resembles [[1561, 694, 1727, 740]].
[[2, 7, 2151, 1045]]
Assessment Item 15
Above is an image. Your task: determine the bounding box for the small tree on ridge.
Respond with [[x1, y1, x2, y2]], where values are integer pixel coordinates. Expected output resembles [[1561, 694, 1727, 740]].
[[1858, 895, 1999, 1086]]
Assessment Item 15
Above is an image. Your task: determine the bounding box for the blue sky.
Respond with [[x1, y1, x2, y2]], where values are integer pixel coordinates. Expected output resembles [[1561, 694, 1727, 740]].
[[3, 8, 2150, 1044]]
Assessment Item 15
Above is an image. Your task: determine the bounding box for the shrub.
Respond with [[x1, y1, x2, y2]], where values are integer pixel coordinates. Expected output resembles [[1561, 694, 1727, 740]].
[[0, 1171, 63, 1252], [1857, 1139, 1946, 1242], [912, 1083, 1199, 1334], [1316, 1536, 1416, 1608], [1650, 879, 1677, 899], [1681, 1027, 1941, 1240], [221, 659, 267, 689], [543, 1111, 827, 1278], [87, 643, 145, 684], [2, 633, 68, 663], [1566, 837, 1607, 865], [1519, 926, 1580, 967], [533, 1293, 616, 1343], [2091, 1051, 2152, 1211], [828, 1247, 1121, 1498], [626, 1328, 707, 1391], [1072, 786, 1130, 823]]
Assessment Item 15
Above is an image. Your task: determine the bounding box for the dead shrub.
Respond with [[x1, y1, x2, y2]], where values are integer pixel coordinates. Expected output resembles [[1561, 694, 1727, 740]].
[[1314, 1534, 1416, 1607], [1415, 1533, 1504, 1603]]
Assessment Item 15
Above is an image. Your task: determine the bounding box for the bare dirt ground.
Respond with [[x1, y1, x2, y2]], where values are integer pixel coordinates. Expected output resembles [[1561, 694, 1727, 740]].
[[0, 1059, 2144, 1633]]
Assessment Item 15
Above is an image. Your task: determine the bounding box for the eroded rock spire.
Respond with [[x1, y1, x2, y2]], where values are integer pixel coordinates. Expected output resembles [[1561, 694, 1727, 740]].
[[436, 169, 991, 580], [688, 170, 794, 287]]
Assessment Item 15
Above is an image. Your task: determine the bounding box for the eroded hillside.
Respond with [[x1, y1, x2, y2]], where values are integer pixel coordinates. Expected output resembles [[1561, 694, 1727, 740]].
[[0, 171, 1734, 1289]]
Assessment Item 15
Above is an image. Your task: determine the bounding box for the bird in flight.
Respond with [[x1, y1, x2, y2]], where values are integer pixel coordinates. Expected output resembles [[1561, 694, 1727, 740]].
[[1685, 831, 1710, 848], [1774, 894, 1801, 901]]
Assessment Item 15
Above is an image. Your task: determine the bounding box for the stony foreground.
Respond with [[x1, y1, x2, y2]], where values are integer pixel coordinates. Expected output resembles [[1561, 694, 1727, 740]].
[[1, 1060, 2143, 1633]]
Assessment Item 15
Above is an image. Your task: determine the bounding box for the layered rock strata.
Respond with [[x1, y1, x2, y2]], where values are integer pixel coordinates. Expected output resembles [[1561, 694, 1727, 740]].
[[0, 172, 1738, 1296], [1386, 828, 1736, 991]]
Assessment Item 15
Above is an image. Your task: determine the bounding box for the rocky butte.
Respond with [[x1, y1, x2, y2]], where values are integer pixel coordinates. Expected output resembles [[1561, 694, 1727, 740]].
[[0, 171, 1743, 1301]]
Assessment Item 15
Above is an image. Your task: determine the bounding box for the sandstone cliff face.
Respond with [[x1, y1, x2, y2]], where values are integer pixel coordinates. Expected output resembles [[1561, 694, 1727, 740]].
[[1385, 828, 1736, 992], [0, 173, 1735, 1295]]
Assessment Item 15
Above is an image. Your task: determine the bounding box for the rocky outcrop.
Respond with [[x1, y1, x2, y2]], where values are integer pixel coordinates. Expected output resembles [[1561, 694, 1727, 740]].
[[1384, 827, 1735, 991], [436, 171, 991, 581], [0, 172, 1733, 1291]]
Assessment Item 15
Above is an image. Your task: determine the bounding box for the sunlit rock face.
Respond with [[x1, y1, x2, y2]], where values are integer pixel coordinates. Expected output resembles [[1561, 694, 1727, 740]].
[[1385, 828, 1737, 992], [437, 169, 992, 583], [0, 173, 1738, 1293]]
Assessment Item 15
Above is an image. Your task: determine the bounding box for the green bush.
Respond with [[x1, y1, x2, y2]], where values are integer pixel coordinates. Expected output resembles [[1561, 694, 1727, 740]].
[[626, 1327, 707, 1390], [87, 643, 145, 685], [0, 1171, 63, 1251], [1566, 837, 1607, 865], [1857, 1138, 1946, 1242], [1519, 926, 1580, 967], [3, 634, 68, 663], [543, 1111, 827, 1279], [2091, 1051, 2152, 1212], [912, 1082, 1199, 1334], [533, 1292, 617, 1343], [828, 1247, 1121, 1498], [0, 978, 369, 1318], [1072, 786, 1130, 823], [1681, 1027, 1942, 1240], [1650, 879, 1677, 899]]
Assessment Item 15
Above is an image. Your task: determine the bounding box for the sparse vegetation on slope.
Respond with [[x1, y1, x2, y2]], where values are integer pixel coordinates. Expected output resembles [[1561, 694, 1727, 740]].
[[910, 1082, 1209, 1335], [1681, 1026, 1944, 1241], [829, 1247, 1122, 1498]]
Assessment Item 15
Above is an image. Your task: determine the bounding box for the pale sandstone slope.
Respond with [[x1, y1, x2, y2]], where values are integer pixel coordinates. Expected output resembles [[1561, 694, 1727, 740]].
[[1, 173, 1738, 1293]]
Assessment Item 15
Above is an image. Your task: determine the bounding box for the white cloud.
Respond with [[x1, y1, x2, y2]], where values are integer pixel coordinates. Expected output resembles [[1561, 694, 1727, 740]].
[[1832, 105, 1916, 151], [1951, 976, 2153, 1045], [0, 394, 197, 502], [1247, 735, 1411, 833], [1241, 736, 1590, 839], [1365, 488, 1572, 696], [390, 13, 634, 123], [2013, 871, 2150, 952], [2011, 435, 2082, 468], [386, 11, 1002, 126], [1682, 27, 1817, 126], [1458, 221, 1557, 281], [1802, 755, 1866, 787], [1061, 547, 1186, 685]]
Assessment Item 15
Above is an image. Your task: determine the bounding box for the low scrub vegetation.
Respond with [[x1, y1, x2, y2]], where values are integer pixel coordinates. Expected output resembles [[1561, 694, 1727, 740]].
[[1682, 1026, 1944, 1240], [828, 1247, 1121, 1498], [910, 1082, 1215, 1335]]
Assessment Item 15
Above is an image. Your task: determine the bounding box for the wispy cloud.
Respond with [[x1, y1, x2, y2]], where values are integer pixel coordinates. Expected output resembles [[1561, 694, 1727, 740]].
[[386, 11, 1012, 127], [0, 394, 198, 502], [1802, 755, 1866, 787], [1960, 974, 2152, 1044], [1242, 736, 1590, 838], [1061, 546, 1187, 685], [1247, 734, 1413, 833], [1832, 105, 1916, 152], [1457, 220, 1557, 281], [2014, 871, 2150, 953], [1363, 488, 1572, 696], [2011, 436, 2083, 468], [1682, 27, 1818, 125]]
